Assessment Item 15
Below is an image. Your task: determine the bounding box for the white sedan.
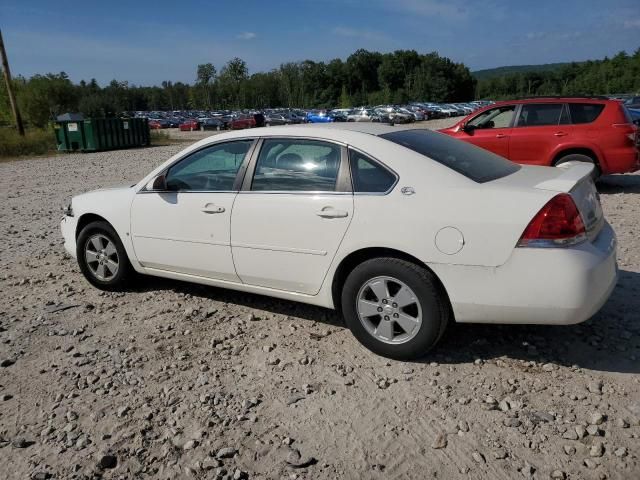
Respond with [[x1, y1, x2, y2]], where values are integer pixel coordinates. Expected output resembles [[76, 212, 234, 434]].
[[60, 124, 618, 360]]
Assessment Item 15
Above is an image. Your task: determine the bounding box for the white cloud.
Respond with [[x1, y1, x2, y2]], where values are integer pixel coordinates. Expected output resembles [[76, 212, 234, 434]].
[[623, 18, 640, 29], [525, 31, 583, 41], [378, 0, 468, 20], [332, 26, 387, 41], [236, 32, 257, 40]]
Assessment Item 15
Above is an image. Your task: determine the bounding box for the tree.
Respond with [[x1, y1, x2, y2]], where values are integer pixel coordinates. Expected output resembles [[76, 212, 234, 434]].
[[195, 63, 216, 109]]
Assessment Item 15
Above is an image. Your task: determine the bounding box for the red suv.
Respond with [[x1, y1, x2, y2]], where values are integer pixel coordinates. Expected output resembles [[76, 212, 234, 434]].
[[439, 97, 640, 176]]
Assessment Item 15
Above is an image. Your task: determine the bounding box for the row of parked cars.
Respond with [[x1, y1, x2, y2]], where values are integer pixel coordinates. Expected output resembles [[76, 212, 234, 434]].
[[135, 101, 491, 132]]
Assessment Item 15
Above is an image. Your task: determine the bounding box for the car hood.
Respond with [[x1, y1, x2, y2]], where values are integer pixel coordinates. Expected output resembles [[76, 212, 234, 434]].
[[74, 185, 133, 202]]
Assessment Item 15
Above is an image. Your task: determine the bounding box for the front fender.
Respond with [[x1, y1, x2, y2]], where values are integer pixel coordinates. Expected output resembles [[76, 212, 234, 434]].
[[72, 187, 142, 271]]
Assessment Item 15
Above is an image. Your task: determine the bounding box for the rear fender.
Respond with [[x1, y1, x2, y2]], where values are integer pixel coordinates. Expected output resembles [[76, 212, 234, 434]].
[[548, 142, 604, 168]]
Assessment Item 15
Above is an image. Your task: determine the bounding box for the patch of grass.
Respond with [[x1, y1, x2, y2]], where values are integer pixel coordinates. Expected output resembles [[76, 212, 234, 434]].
[[0, 127, 56, 158]]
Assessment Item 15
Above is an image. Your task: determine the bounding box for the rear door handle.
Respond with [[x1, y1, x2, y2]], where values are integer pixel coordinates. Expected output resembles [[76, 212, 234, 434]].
[[554, 131, 568, 137], [495, 133, 507, 139], [316, 207, 348, 218], [201, 204, 225, 214]]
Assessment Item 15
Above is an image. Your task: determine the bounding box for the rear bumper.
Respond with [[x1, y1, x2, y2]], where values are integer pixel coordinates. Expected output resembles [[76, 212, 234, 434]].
[[602, 148, 640, 174], [436, 221, 618, 324]]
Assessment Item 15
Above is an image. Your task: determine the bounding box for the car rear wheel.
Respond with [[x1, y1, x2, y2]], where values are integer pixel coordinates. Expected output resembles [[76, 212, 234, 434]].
[[341, 258, 450, 360], [76, 221, 133, 291], [554, 153, 601, 180]]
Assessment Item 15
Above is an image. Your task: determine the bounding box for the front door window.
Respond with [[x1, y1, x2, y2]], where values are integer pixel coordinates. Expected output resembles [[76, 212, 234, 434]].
[[468, 106, 515, 129]]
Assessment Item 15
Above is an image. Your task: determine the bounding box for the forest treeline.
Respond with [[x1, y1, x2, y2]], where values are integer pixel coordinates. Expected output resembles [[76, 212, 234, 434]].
[[476, 49, 640, 99], [0, 49, 475, 128], [1, 48, 638, 129]]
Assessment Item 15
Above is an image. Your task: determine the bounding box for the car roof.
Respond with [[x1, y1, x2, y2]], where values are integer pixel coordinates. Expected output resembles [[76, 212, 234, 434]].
[[491, 96, 612, 107], [205, 123, 406, 142]]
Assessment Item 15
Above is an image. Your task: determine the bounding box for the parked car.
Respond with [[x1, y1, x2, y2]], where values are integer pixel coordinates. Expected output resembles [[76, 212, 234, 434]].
[[386, 108, 414, 124], [179, 119, 200, 131], [628, 108, 640, 126], [229, 114, 256, 130], [201, 118, 226, 131], [166, 117, 183, 128], [329, 111, 349, 122], [60, 124, 617, 360], [148, 118, 170, 129], [306, 111, 334, 123], [265, 114, 292, 126], [624, 96, 640, 109], [347, 109, 380, 122], [148, 120, 163, 129], [422, 104, 446, 119], [289, 111, 308, 123], [406, 104, 429, 120], [440, 97, 640, 176], [399, 107, 424, 121]]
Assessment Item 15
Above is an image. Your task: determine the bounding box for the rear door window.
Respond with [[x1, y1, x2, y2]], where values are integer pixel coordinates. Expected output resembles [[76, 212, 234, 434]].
[[517, 103, 563, 126], [568, 103, 605, 124]]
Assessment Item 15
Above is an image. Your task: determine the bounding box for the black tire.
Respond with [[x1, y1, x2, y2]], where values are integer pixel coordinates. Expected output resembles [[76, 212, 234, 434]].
[[341, 258, 450, 360], [554, 153, 601, 180], [76, 220, 133, 291]]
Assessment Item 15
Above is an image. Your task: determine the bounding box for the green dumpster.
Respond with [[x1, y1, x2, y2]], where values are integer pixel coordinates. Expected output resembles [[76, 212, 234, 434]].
[[54, 117, 150, 152]]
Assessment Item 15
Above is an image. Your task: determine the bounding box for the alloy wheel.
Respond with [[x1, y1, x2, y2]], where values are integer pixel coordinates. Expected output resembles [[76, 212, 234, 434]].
[[356, 276, 423, 344], [84, 234, 119, 281]]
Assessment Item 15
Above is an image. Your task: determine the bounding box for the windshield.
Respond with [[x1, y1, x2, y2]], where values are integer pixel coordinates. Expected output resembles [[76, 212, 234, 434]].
[[380, 129, 520, 183]]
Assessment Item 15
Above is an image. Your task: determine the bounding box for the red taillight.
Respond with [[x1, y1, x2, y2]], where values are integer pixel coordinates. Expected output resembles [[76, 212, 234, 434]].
[[517, 193, 586, 247]]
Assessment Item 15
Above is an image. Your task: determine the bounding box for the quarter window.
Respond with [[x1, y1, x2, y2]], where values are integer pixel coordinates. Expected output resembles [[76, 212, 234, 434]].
[[349, 149, 396, 193], [467, 106, 515, 129], [517, 103, 563, 126], [568, 103, 605, 124], [251, 139, 341, 191], [166, 140, 252, 191]]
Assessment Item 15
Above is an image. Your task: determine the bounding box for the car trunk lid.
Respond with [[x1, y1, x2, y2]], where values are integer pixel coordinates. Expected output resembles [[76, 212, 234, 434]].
[[492, 163, 604, 240]]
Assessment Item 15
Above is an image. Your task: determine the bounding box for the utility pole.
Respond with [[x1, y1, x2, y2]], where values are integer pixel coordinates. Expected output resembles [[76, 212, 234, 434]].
[[0, 28, 25, 136]]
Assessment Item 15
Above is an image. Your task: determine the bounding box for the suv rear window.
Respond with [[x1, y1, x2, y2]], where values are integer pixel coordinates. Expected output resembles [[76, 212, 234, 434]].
[[381, 129, 520, 183], [568, 103, 605, 124]]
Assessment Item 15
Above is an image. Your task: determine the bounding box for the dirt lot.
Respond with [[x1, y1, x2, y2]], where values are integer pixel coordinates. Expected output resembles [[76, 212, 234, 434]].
[[1, 119, 639, 480]]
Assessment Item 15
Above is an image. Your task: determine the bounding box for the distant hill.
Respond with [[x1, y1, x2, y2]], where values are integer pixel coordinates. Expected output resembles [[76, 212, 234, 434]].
[[472, 63, 573, 80]]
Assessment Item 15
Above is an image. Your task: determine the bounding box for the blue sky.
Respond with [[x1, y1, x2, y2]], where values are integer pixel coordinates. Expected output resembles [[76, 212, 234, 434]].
[[1, 0, 639, 86]]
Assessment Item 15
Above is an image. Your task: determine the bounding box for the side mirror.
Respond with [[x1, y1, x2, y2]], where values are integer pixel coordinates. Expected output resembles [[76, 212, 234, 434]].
[[462, 123, 476, 134], [151, 174, 167, 191]]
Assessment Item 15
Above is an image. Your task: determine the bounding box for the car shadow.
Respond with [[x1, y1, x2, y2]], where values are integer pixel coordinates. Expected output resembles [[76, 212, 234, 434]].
[[420, 268, 640, 374], [597, 174, 640, 194], [130, 276, 344, 327], [130, 269, 640, 374]]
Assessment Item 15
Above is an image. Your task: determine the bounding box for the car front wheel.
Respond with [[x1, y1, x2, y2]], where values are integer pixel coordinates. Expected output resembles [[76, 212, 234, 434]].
[[76, 220, 133, 291], [341, 258, 450, 360]]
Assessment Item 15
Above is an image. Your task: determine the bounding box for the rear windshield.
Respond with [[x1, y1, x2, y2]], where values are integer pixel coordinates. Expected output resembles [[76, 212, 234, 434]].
[[380, 129, 520, 183]]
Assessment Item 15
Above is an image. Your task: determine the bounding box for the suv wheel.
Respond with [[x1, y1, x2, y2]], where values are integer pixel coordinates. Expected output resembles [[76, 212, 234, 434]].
[[76, 221, 133, 291], [341, 258, 450, 360], [554, 153, 601, 180]]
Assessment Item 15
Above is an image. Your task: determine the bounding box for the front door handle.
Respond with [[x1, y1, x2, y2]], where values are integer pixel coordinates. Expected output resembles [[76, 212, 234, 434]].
[[554, 131, 568, 137], [316, 207, 348, 218], [495, 133, 507, 139], [201, 204, 225, 214]]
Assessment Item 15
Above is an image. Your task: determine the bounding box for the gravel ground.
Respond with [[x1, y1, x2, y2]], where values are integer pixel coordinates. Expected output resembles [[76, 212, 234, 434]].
[[1, 118, 639, 480]]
